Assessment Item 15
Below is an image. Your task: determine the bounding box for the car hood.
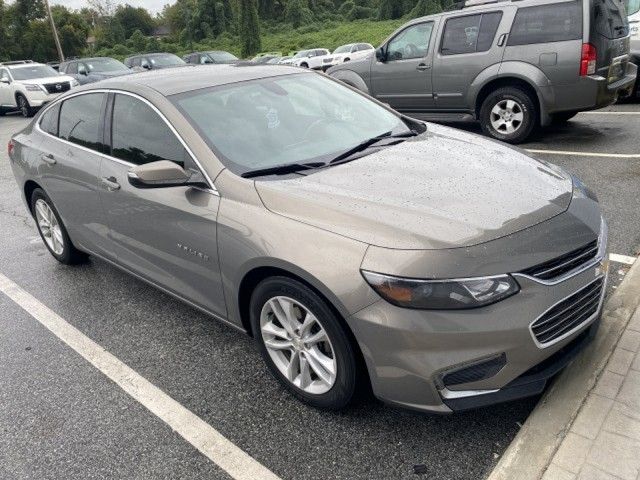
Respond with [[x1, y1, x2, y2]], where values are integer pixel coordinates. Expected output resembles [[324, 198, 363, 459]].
[[20, 75, 74, 85], [255, 123, 574, 250]]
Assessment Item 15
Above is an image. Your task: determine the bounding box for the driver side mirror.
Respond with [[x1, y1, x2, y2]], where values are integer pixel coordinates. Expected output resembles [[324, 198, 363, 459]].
[[0, 77, 9, 84], [376, 47, 387, 62], [142, 63, 151, 70], [127, 160, 205, 189], [78, 68, 88, 76]]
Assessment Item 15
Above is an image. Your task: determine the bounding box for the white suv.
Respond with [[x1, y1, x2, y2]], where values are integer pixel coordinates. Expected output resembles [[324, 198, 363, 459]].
[[0, 62, 78, 117], [319, 43, 375, 71], [291, 49, 331, 70]]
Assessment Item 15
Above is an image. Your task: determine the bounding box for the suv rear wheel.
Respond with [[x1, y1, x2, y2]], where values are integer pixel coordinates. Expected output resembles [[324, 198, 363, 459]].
[[479, 86, 537, 144]]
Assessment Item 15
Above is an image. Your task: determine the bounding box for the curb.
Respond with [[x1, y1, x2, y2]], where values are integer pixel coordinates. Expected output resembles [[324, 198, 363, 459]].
[[487, 257, 640, 480]]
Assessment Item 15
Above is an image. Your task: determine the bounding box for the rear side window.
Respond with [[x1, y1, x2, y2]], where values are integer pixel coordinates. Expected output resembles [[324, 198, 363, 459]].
[[58, 93, 106, 151], [111, 94, 187, 166], [508, 2, 582, 46], [441, 12, 503, 55], [40, 104, 60, 136]]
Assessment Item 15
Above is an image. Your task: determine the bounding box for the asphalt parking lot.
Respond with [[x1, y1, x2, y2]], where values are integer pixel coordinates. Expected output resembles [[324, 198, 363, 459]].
[[0, 104, 638, 480]]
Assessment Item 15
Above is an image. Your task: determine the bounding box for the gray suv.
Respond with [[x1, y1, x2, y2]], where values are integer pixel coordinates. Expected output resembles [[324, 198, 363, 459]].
[[329, 0, 637, 143]]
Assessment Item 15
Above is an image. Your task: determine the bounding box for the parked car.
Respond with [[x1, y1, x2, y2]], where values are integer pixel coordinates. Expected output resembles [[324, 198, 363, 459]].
[[184, 51, 239, 65], [0, 62, 77, 117], [251, 55, 279, 65], [320, 43, 375, 71], [278, 56, 294, 65], [59, 57, 134, 85], [124, 53, 186, 70], [291, 49, 331, 69], [627, 0, 640, 96], [9, 65, 608, 413], [46, 61, 60, 71], [329, 0, 636, 143]]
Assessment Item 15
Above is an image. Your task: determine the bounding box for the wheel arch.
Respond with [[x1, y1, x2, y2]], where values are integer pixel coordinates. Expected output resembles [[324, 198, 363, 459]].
[[23, 179, 42, 215], [474, 76, 541, 120], [328, 69, 370, 94]]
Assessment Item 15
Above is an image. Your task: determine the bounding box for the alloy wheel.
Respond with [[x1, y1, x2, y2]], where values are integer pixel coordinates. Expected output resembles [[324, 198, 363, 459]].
[[34, 199, 64, 255], [490, 99, 524, 134], [260, 296, 337, 395]]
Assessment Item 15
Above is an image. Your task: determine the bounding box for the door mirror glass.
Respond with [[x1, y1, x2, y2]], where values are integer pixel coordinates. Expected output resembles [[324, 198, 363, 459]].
[[0, 77, 9, 84], [376, 47, 386, 62], [78, 65, 88, 75], [128, 160, 201, 188]]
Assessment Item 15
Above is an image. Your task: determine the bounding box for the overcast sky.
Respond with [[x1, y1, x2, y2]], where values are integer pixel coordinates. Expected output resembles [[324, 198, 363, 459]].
[[50, 0, 169, 15]]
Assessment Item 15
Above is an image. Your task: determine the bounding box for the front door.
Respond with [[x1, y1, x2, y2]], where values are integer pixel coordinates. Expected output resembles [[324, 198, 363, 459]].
[[432, 9, 514, 110], [370, 21, 437, 112], [98, 92, 226, 317], [0, 68, 12, 106]]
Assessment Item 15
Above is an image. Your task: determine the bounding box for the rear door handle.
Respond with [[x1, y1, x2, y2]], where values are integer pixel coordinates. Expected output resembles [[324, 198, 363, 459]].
[[416, 63, 431, 71], [101, 176, 121, 192], [40, 153, 56, 165]]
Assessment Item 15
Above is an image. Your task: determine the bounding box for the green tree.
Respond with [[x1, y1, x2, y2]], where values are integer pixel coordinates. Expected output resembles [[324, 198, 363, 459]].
[[377, 0, 405, 20], [114, 4, 155, 38], [409, 0, 442, 17], [239, 0, 260, 57], [285, 0, 312, 28], [0, 0, 10, 61], [127, 28, 147, 52]]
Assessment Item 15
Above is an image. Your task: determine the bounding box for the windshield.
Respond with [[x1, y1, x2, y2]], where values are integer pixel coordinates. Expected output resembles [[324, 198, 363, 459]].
[[627, 0, 640, 15], [208, 51, 238, 62], [293, 50, 311, 58], [172, 73, 408, 175], [11, 65, 58, 80], [333, 45, 353, 54], [150, 54, 185, 66], [87, 58, 128, 72]]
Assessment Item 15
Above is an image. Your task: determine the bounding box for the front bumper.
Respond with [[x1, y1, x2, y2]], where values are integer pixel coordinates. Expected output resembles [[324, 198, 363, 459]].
[[349, 222, 608, 414], [24, 90, 64, 107]]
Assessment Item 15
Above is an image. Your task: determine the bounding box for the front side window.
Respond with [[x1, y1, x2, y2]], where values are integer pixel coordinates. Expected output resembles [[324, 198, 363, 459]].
[[0, 69, 9, 82], [208, 51, 238, 63], [441, 12, 503, 55], [149, 54, 185, 67], [171, 73, 408, 175], [111, 94, 187, 166], [508, 2, 582, 46], [86, 58, 129, 73], [58, 93, 106, 151], [628, 0, 640, 15], [387, 22, 435, 61]]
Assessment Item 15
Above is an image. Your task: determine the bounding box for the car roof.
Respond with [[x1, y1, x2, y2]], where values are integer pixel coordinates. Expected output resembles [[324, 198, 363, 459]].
[[7, 62, 46, 69], [86, 64, 304, 96]]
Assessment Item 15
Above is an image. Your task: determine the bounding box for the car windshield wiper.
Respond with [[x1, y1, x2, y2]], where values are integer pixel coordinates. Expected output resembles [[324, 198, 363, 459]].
[[328, 130, 418, 165], [241, 162, 325, 179]]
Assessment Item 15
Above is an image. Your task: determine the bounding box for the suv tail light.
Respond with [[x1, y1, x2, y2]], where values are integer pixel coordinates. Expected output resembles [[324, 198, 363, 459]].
[[580, 43, 597, 76], [7, 139, 15, 157]]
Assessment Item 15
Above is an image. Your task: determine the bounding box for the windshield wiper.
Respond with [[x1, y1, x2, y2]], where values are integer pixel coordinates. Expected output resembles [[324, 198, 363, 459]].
[[328, 130, 418, 165], [241, 162, 325, 179]]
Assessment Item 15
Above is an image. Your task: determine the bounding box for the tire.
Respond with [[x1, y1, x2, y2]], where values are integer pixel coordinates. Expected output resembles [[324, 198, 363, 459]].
[[300, 62, 309, 69], [16, 94, 34, 118], [250, 276, 358, 410], [550, 111, 578, 124], [479, 86, 537, 144], [30, 188, 87, 265], [0, 107, 5, 116]]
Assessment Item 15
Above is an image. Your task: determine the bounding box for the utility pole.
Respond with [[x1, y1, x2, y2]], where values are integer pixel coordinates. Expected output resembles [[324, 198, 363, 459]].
[[44, 0, 64, 62]]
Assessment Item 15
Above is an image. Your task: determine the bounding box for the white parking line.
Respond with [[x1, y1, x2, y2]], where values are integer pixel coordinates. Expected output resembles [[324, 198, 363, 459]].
[[610, 253, 637, 266], [525, 149, 640, 158], [580, 111, 640, 115], [0, 273, 281, 480]]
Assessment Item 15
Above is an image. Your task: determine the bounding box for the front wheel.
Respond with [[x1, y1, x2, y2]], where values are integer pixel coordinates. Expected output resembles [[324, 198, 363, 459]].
[[299, 62, 309, 69], [16, 94, 34, 118], [479, 87, 537, 144], [30, 188, 87, 264], [250, 276, 358, 410]]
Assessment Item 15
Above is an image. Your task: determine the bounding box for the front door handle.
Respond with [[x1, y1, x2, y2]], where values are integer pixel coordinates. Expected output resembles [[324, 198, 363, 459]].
[[497, 33, 508, 47], [101, 176, 121, 192], [416, 63, 431, 71], [41, 153, 56, 165]]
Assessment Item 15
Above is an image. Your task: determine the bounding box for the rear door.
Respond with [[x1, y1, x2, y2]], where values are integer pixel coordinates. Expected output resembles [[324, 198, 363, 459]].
[[98, 92, 226, 317], [370, 20, 439, 112], [34, 93, 114, 258], [432, 9, 514, 110]]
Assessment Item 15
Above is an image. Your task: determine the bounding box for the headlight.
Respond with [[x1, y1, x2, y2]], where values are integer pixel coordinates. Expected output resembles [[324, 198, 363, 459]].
[[361, 271, 520, 310], [24, 84, 42, 91]]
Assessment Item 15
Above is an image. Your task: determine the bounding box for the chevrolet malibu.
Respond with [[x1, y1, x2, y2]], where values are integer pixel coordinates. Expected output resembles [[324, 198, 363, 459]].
[[8, 66, 608, 413]]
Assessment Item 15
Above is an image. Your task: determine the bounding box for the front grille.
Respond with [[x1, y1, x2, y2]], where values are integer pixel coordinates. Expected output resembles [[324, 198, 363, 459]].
[[531, 277, 604, 345], [43, 81, 71, 94], [521, 240, 598, 281], [323, 57, 334, 63], [442, 353, 507, 387]]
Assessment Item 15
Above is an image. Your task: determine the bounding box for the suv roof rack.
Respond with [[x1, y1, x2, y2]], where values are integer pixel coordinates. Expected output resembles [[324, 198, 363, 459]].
[[463, 0, 513, 7], [0, 60, 33, 66]]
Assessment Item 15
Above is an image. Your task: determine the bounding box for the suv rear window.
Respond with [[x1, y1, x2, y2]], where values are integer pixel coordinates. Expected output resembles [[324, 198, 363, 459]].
[[594, 0, 629, 39], [508, 2, 582, 46], [441, 12, 503, 55]]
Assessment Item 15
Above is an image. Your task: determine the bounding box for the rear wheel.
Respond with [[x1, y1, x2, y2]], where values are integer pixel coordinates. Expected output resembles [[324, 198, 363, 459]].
[[30, 188, 87, 264], [16, 94, 34, 118], [250, 276, 358, 410], [479, 86, 537, 144]]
